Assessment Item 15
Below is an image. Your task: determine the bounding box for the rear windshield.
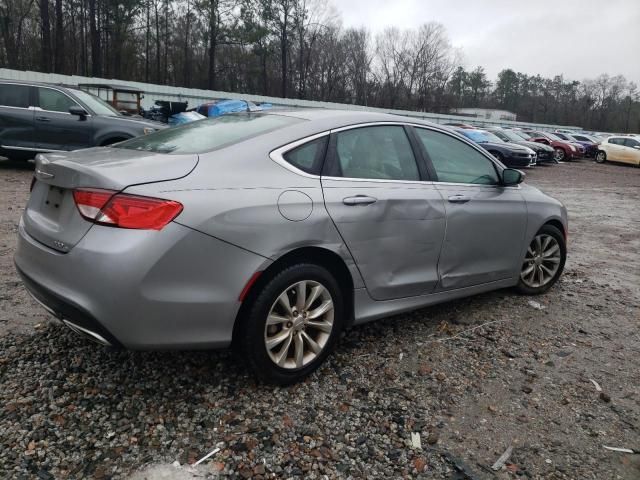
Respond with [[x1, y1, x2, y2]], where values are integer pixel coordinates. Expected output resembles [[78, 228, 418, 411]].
[[115, 113, 302, 154]]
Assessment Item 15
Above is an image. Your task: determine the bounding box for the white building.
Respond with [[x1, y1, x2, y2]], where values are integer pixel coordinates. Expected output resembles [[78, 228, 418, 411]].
[[451, 108, 517, 122]]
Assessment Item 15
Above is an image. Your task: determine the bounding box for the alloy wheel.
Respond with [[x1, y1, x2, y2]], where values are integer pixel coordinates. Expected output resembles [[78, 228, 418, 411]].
[[595, 151, 606, 163], [264, 280, 334, 369], [520, 234, 562, 288], [553, 148, 565, 161]]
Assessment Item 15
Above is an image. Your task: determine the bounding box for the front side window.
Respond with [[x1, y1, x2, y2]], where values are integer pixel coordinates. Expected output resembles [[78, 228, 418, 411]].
[[37, 88, 79, 113], [415, 128, 499, 185], [331, 126, 420, 181], [0, 84, 30, 108], [283, 136, 328, 174], [624, 138, 640, 148], [116, 113, 303, 154], [68, 89, 120, 116]]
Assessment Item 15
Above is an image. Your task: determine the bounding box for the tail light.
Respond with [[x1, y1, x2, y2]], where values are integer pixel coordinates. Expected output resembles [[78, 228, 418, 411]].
[[73, 188, 183, 230]]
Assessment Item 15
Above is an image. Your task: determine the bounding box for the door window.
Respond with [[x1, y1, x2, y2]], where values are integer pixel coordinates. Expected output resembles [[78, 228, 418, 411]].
[[330, 126, 420, 181], [623, 138, 640, 148], [609, 138, 625, 145], [0, 84, 30, 108], [415, 128, 499, 185], [37, 88, 79, 113]]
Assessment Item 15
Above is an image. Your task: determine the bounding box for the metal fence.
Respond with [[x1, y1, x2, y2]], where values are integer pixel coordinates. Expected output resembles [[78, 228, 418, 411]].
[[0, 68, 583, 132]]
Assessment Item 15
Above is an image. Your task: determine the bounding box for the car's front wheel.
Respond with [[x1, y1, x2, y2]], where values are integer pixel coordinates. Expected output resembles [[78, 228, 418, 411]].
[[237, 263, 344, 385], [595, 151, 606, 163], [516, 224, 566, 295], [553, 148, 566, 162]]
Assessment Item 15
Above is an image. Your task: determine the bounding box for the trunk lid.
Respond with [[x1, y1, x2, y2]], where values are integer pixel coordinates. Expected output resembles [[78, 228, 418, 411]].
[[24, 148, 198, 252]]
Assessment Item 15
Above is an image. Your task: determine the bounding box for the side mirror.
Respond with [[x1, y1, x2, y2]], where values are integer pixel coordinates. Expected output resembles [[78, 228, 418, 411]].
[[633, 145, 640, 150], [69, 106, 88, 118], [502, 168, 524, 186]]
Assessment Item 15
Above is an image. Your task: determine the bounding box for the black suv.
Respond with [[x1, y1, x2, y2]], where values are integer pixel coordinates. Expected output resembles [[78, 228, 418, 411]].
[[0, 80, 165, 161]]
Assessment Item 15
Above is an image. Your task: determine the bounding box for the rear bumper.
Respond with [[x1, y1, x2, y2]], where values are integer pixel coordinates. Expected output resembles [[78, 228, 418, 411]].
[[14, 218, 268, 349]]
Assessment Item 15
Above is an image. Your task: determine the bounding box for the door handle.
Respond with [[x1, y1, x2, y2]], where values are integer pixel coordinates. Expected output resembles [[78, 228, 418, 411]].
[[36, 116, 51, 122], [343, 195, 377, 206], [448, 194, 470, 204]]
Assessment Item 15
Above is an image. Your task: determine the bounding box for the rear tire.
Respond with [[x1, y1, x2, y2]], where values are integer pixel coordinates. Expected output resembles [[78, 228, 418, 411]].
[[516, 224, 566, 295], [237, 263, 344, 385], [595, 151, 606, 163]]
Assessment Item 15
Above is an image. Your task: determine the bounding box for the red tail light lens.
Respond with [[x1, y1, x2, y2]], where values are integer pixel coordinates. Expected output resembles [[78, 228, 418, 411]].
[[73, 188, 183, 230]]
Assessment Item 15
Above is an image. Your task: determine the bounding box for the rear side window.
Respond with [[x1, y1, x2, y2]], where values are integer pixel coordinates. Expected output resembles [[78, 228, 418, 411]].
[[0, 84, 30, 108], [329, 126, 420, 180], [283, 136, 328, 174], [37, 88, 79, 113], [609, 138, 625, 145], [115, 113, 303, 154], [415, 128, 499, 185]]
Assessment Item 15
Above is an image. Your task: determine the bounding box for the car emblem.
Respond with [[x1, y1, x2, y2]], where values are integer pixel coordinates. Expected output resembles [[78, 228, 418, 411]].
[[52, 240, 68, 251], [35, 168, 55, 180]]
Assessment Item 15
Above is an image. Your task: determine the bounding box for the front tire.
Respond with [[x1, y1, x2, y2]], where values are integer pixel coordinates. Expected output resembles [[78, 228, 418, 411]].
[[595, 151, 606, 163], [553, 148, 566, 162], [516, 225, 566, 295], [237, 263, 344, 385]]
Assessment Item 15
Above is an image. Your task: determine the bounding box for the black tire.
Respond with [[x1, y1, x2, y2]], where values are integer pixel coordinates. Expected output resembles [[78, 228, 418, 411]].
[[100, 137, 129, 146], [553, 148, 566, 162], [237, 263, 345, 385], [516, 224, 566, 295], [595, 150, 606, 163]]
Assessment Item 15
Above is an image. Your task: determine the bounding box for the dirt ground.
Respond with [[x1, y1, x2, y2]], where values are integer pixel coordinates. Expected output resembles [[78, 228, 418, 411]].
[[0, 156, 639, 479]]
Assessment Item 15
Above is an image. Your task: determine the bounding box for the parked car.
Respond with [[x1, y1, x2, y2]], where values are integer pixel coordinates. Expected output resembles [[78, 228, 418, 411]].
[[515, 130, 583, 162], [453, 128, 537, 167], [553, 132, 598, 157], [196, 99, 272, 118], [0, 80, 165, 161], [485, 127, 556, 164], [15, 110, 568, 384], [595, 136, 640, 166]]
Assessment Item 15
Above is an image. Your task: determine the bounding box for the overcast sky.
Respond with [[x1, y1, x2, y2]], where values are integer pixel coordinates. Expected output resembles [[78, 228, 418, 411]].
[[335, 0, 640, 84]]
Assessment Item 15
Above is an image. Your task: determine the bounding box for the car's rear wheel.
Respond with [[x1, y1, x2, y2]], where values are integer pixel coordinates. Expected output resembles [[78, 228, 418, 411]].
[[553, 148, 566, 162], [595, 151, 606, 163], [516, 224, 566, 295], [237, 263, 344, 385]]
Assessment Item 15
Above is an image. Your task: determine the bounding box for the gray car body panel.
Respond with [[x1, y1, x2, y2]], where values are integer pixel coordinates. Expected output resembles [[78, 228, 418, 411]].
[[14, 109, 568, 350]]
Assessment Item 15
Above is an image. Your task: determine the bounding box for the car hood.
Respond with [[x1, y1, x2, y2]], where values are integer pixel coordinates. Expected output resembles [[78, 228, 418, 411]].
[[517, 140, 554, 152], [481, 142, 530, 153], [97, 115, 167, 130]]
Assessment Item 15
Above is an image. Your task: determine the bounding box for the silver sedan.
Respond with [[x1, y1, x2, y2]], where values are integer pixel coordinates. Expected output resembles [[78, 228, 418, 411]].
[[15, 110, 567, 384]]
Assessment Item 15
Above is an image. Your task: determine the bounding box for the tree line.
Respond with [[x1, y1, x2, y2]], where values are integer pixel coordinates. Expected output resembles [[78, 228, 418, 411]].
[[0, 0, 638, 132]]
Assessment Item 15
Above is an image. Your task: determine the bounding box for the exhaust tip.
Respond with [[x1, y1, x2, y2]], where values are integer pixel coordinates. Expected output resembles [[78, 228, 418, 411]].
[[62, 319, 112, 346]]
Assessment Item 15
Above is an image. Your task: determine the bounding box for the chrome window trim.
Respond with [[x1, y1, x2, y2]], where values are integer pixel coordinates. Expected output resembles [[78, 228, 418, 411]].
[[269, 121, 514, 187], [269, 130, 331, 179]]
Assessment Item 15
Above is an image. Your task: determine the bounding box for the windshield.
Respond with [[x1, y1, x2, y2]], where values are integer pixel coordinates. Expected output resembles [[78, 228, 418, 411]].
[[543, 132, 563, 141], [69, 89, 121, 116], [513, 130, 531, 140], [501, 130, 527, 142], [115, 113, 303, 154], [483, 132, 504, 143]]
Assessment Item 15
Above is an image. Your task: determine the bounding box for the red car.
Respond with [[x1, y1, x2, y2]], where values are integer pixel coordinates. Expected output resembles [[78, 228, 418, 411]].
[[516, 130, 584, 162]]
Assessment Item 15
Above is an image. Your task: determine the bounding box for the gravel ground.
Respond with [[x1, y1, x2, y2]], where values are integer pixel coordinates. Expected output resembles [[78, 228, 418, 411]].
[[0, 157, 639, 479]]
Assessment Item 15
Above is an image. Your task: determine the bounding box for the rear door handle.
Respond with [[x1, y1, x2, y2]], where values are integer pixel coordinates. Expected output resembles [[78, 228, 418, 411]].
[[36, 116, 51, 122], [448, 195, 470, 204], [343, 195, 377, 206]]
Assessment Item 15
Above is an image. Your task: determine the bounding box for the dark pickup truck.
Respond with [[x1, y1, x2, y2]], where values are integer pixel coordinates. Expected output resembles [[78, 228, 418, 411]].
[[0, 80, 165, 161]]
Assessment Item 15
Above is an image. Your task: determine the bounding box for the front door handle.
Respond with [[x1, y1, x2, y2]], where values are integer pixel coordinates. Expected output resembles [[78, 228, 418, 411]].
[[448, 194, 470, 204], [36, 116, 51, 122], [343, 195, 377, 206]]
